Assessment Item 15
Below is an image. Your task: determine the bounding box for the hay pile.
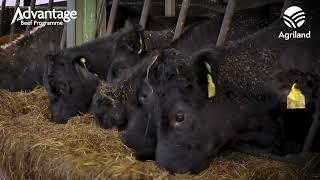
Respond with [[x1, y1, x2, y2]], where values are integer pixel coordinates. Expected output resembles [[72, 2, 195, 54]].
[[0, 86, 318, 179]]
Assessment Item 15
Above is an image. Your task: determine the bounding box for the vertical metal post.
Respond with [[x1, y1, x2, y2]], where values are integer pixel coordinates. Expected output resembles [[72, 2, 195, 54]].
[[24, 0, 31, 6], [10, 0, 21, 41], [67, 0, 76, 47], [83, 0, 96, 42], [173, 0, 190, 40], [303, 101, 320, 152], [99, 1, 107, 37], [139, 0, 151, 30], [106, 0, 119, 35], [281, 0, 290, 17], [76, 0, 84, 45], [0, 0, 7, 36], [95, 0, 106, 37], [25, 0, 36, 35], [60, 23, 67, 49], [216, 0, 236, 47], [303, 120, 320, 152], [165, 0, 175, 17], [47, 0, 53, 10]]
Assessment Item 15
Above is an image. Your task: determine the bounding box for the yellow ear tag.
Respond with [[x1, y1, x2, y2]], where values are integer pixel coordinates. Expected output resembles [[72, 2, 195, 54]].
[[138, 34, 143, 54], [287, 83, 305, 109], [204, 61, 215, 98], [80, 58, 87, 70], [207, 74, 216, 98]]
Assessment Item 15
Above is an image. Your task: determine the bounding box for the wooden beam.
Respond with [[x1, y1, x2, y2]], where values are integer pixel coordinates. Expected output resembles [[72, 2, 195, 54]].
[[67, 0, 76, 47], [83, 0, 96, 42], [0, 0, 7, 36], [216, 0, 236, 47], [165, 0, 175, 17], [10, 0, 21, 41], [173, 0, 190, 40], [139, 0, 151, 30], [106, 0, 119, 35], [25, 0, 36, 35]]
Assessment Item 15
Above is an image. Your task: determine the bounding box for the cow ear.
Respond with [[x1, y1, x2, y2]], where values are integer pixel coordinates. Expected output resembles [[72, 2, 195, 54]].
[[191, 48, 223, 98]]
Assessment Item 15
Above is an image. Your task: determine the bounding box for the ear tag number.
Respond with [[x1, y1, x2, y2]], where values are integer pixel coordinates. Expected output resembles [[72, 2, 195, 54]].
[[287, 83, 306, 109]]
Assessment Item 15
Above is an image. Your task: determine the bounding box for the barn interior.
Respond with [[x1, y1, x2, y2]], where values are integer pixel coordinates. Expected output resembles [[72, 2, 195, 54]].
[[0, 0, 319, 179]]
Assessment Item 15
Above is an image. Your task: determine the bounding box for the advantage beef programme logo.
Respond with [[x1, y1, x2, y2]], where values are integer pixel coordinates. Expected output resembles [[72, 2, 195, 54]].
[[278, 6, 311, 40], [11, 7, 77, 26]]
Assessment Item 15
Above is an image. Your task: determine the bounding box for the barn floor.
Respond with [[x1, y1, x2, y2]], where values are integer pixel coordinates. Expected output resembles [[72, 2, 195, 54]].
[[0, 86, 319, 179]]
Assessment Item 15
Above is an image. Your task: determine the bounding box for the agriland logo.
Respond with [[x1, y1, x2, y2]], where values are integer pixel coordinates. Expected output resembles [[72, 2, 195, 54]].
[[283, 6, 306, 28], [278, 6, 311, 40], [11, 7, 77, 26]]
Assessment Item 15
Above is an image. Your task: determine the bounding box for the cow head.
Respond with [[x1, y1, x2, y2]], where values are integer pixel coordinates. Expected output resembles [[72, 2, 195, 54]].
[[91, 81, 129, 130], [123, 49, 195, 160], [154, 51, 275, 173], [44, 50, 99, 123], [44, 21, 148, 123]]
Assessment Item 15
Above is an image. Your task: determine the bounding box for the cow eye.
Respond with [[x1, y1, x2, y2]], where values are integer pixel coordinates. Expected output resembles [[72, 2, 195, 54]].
[[175, 112, 185, 123]]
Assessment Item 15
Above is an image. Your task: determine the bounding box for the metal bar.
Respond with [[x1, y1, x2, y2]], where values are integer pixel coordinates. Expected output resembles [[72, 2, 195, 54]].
[[303, 120, 320, 152], [302, 101, 320, 152], [216, 0, 236, 47], [47, 0, 53, 10], [60, 23, 67, 49], [95, 0, 105, 38], [67, 0, 76, 47], [83, 0, 96, 42], [0, 0, 7, 36], [281, 0, 290, 17], [76, 0, 84, 45], [106, 0, 119, 35], [98, 0, 107, 37], [10, 0, 21, 41], [25, 0, 36, 35], [139, 0, 151, 30], [165, 0, 175, 17], [173, 0, 190, 40]]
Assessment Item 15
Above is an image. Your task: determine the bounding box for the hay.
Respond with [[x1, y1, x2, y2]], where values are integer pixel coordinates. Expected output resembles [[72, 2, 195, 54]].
[[0, 86, 318, 179]]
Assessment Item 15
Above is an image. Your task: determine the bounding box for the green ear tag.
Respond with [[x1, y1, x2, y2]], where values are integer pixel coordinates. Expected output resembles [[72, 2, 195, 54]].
[[287, 83, 306, 109]]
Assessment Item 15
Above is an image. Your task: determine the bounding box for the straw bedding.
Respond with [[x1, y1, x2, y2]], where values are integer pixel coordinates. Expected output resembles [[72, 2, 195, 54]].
[[0, 86, 318, 179]]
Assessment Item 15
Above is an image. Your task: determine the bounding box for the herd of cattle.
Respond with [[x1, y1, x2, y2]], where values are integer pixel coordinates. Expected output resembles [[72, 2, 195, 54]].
[[0, 0, 319, 174]]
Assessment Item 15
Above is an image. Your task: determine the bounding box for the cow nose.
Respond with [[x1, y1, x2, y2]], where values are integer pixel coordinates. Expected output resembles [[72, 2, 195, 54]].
[[51, 113, 69, 124]]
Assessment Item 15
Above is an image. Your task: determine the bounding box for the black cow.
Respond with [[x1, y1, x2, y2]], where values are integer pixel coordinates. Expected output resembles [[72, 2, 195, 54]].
[[44, 15, 202, 123], [44, 21, 148, 123], [92, 4, 281, 130], [124, 4, 320, 173], [0, 25, 63, 91]]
